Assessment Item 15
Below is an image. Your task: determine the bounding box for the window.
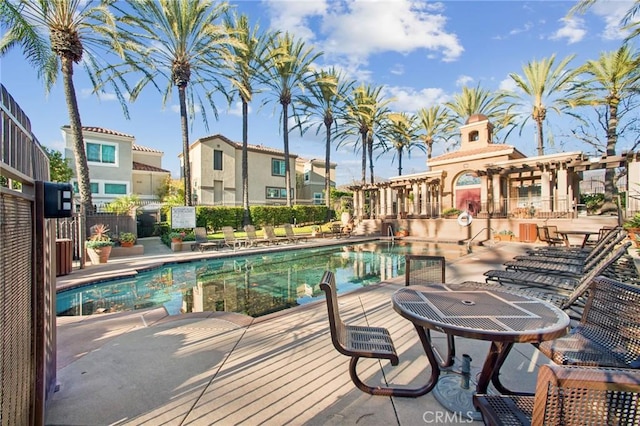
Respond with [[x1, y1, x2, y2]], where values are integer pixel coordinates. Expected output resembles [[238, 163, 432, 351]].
[[213, 150, 223, 170], [266, 187, 287, 199], [271, 159, 285, 176], [304, 171, 310, 184], [313, 193, 323, 204], [469, 131, 479, 142], [104, 183, 127, 195], [73, 181, 99, 193], [86, 142, 116, 164]]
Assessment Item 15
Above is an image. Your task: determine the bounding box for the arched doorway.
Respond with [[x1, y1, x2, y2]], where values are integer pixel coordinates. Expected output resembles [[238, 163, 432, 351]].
[[455, 172, 481, 215]]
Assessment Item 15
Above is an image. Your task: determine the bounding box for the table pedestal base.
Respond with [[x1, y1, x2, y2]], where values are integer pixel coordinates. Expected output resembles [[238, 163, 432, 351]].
[[432, 373, 482, 421]]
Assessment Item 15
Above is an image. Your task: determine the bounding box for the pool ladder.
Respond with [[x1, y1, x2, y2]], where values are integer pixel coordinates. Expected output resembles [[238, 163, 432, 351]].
[[466, 227, 496, 253], [387, 224, 395, 243]]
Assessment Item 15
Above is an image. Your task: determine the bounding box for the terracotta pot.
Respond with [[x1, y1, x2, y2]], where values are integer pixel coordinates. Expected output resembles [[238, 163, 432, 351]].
[[87, 245, 112, 264], [171, 238, 182, 243], [120, 241, 134, 248], [627, 228, 640, 247]]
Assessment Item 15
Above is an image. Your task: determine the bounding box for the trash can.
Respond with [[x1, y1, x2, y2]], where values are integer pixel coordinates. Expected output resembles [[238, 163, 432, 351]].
[[519, 223, 538, 243], [56, 239, 73, 276]]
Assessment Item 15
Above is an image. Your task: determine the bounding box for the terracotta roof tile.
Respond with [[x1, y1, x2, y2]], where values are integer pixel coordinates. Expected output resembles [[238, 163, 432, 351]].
[[430, 145, 519, 162], [132, 161, 170, 173], [132, 144, 163, 154], [62, 125, 135, 139]]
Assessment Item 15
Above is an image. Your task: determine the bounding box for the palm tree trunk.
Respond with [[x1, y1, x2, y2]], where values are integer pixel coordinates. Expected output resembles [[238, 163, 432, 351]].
[[61, 56, 93, 214], [536, 118, 545, 156], [242, 100, 250, 226], [324, 121, 332, 222], [361, 131, 367, 184], [282, 102, 292, 207], [368, 135, 374, 184], [397, 148, 403, 175], [601, 99, 619, 213], [179, 85, 192, 206]]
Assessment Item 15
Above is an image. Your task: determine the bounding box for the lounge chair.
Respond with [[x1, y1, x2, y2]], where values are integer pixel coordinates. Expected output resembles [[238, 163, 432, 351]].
[[467, 242, 631, 320], [502, 231, 627, 275], [221, 226, 248, 250], [526, 226, 622, 258], [191, 227, 221, 252], [244, 225, 269, 247], [536, 275, 640, 369], [473, 363, 640, 426], [262, 225, 287, 245], [282, 223, 307, 243]]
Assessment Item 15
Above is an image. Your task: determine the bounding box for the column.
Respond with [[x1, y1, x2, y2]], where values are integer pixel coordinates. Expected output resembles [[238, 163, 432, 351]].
[[412, 181, 419, 215], [379, 187, 386, 218], [540, 170, 551, 212], [555, 168, 569, 212], [396, 188, 404, 219], [386, 187, 394, 216], [421, 181, 428, 216], [480, 175, 489, 214], [628, 156, 640, 214]]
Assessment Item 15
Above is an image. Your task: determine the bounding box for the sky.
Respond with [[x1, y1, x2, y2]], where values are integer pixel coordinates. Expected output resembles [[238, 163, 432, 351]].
[[1, 0, 638, 186]]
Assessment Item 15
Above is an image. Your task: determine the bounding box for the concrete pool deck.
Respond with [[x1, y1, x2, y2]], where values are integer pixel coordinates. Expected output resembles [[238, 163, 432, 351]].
[[47, 238, 558, 425]]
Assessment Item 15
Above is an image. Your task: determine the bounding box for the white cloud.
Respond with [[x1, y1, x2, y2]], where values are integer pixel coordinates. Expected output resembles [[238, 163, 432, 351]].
[[390, 64, 405, 76], [588, 1, 633, 40], [80, 88, 118, 101], [264, 0, 463, 64], [550, 17, 586, 44], [509, 22, 533, 35], [455, 75, 473, 87], [227, 101, 251, 117], [499, 77, 517, 92], [384, 86, 449, 113]]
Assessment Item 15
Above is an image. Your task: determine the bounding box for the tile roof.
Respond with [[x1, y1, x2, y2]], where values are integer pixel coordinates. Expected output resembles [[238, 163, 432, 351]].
[[132, 144, 163, 154], [197, 134, 295, 157], [132, 161, 170, 173], [430, 144, 521, 163], [62, 125, 134, 139]]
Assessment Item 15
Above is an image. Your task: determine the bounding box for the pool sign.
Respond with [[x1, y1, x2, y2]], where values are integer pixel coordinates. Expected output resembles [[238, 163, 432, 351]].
[[171, 206, 196, 229]]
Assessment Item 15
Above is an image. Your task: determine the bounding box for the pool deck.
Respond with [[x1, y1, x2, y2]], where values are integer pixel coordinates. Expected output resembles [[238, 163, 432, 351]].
[[47, 237, 563, 425]]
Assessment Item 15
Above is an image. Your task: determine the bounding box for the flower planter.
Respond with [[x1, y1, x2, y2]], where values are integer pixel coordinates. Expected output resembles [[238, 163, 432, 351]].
[[626, 228, 640, 247], [86, 245, 112, 264], [120, 241, 134, 248], [494, 235, 514, 242]]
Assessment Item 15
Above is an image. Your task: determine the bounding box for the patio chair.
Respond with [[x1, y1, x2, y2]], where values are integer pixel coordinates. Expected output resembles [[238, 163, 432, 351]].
[[484, 242, 631, 288], [262, 225, 287, 245], [191, 227, 221, 252], [319, 270, 437, 397], [512, 228, 626, 266], [468, 242, 632, 320], [526, 226, 622, 258], [221, 226, 248, 250], [405, 255, 454, 368], [536, 275, 640, 369], [282, 223, 308, 243], [502, 231, 628, 275], [473, 363, 640, 426], [537, 226, 564, 246], [244, 225, 269, 247]]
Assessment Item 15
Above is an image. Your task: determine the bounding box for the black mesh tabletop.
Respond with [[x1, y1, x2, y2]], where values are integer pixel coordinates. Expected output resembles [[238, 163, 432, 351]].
[[392, 285, 570, 343]]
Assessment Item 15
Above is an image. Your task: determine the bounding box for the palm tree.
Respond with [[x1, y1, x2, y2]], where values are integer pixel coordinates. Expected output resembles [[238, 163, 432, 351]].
[[416, 105, 454, 165], [262, 32, 321, 207], [445, 84, 514, 140], [0, 0, 126, 214], [301, 68, 353, 218], [223, 13, 273, 226], [113, 0, 233, 206], [569, 0, 640, 41], [381, 112, 423, 176], [342, 84, 391, 184], [568, 45, 640, 213], [508, 54, 577, 156]]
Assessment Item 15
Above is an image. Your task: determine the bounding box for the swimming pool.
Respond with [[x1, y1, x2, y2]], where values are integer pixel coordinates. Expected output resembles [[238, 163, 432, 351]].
[[57, 240, 468, 317]]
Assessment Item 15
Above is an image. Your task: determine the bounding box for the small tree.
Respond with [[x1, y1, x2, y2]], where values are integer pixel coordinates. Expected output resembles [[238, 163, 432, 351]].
[[43, 146, 73, 182]]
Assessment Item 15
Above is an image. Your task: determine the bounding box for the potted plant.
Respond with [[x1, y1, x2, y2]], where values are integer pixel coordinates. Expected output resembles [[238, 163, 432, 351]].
[[169, 231, 185, 243], [623, 213, 640, 247], [119, 232, 136, 247], [86, 224, 114, 264], [494, 230, 515, 242], [442, 207, 462, 218]]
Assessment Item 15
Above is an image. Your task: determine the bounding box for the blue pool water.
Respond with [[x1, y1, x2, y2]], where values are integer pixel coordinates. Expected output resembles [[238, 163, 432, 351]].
[[57, 240, 468, 317]]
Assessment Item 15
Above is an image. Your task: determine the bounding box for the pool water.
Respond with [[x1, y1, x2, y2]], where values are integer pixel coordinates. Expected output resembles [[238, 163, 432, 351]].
[[57, 240, 468, 317]]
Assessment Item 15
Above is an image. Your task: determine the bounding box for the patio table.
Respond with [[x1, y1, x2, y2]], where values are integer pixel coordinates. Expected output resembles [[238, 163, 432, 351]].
[[557, 230, 599, 248], [392, 284, 570, 419]]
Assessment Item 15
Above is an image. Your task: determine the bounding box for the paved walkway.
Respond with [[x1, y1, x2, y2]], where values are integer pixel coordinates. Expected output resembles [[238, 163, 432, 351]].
[[48, 239, 553, 425]]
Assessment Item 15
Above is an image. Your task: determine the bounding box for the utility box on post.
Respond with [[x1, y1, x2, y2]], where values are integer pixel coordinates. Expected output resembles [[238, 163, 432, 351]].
[[43, 182, 73, 218]]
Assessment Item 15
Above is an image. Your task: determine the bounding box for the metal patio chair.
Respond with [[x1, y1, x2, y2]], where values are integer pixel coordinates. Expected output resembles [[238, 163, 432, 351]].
[[473, 363, 640, 426], [191, 227, 221, 252]]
